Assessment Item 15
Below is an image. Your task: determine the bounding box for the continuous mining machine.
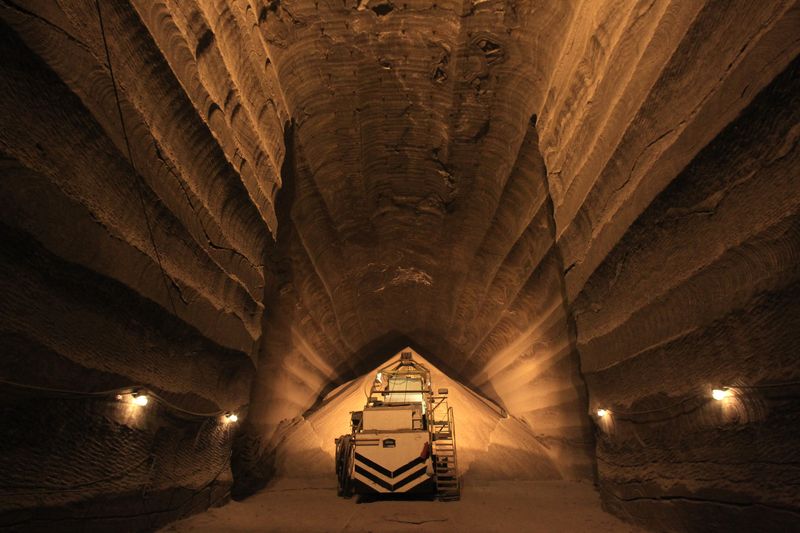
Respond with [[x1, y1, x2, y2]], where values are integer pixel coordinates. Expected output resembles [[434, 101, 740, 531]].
[[335, 351, 460, 500]]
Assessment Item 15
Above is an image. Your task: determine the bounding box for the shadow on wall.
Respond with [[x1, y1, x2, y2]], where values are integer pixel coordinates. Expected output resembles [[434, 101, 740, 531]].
[[229, 120, 296, 501]]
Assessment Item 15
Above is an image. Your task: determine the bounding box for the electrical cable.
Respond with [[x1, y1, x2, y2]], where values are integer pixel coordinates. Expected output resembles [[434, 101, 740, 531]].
[[7, 9, 243, 500], [594, 380, 800, 420], [147, 389, 246, 418], [94, 0, 178, 318], [0, 377, 246, 419], [91, 2, 251, 418], [78, 3, 245, 419], [734, 381, 800, 389], [0, 378, 129, 397], [597, 393, 704, 417]]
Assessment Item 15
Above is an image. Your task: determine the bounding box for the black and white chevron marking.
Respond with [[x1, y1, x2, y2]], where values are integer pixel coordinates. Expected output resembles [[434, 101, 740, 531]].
[[354, 453, 428, 492]]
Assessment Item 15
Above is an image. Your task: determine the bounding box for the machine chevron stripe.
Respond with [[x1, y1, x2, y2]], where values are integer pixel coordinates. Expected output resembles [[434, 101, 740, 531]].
[[354, 453, 392, 477], [391, 465, 427, 491], [354, 453, 426, 479], [354, 464, 428, 492], [392, 456, 426, 477], [354, 465, 392, 491]]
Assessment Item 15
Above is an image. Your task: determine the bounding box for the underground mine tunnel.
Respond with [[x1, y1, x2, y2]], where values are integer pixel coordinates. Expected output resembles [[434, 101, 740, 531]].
[[1, 0, 799, 531]]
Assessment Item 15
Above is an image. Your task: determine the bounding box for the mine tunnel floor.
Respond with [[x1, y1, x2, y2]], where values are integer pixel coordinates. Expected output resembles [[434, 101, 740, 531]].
[[162, 477, 641, 532]]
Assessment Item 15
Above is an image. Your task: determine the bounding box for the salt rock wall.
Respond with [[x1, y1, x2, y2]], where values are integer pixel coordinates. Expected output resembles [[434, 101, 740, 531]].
[[0, 0, 278, 529], [237, 0, 597, 493], [538, 0, 800, 303], [238, 1, 800, 512], [2, 0, 799, 531], [535, 1, 800, 529], [572, 56, 800, 531]]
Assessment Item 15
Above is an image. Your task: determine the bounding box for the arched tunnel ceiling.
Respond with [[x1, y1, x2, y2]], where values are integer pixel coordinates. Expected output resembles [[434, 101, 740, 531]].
[[2, 0, 799, 491]]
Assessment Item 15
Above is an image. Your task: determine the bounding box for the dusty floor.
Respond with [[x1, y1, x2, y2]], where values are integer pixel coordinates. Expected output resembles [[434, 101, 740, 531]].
[[163, 478, 642, 532]]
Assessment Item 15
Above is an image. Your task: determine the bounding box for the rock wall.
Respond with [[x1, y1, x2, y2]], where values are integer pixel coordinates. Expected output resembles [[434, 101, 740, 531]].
[[0, 2, 268, 529], [572, 56, 800, 531], [535, 1, 800, 529], [237, 0, 596, 491], [2, 0, 799, 531]]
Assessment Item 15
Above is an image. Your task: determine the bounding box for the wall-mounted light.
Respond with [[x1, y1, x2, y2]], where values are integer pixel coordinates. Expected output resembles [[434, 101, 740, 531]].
[[224, 412, 238, 423], [132, 393, 149, 406], [711, 388, 730, 401], [117, 391, 149, 406], [596, 408, 609, 418]]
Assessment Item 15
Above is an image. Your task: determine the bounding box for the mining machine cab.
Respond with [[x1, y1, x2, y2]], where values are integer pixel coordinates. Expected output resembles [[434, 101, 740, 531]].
[[335, 350, 460, 500]]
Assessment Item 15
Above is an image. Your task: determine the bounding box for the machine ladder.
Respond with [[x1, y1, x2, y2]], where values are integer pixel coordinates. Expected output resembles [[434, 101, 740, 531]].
[[430, 402, 460, 501]]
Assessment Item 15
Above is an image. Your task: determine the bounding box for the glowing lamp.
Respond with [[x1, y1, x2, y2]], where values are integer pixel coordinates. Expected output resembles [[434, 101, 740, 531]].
[[711, 388, 730, 401], [596, 408, 609, 418], [224, 412, 238, 423], [132, 394, 149, 406]]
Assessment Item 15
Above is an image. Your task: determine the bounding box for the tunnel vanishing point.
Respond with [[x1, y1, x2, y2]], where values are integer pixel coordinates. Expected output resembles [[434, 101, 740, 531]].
[[1, 0, 799, 531]]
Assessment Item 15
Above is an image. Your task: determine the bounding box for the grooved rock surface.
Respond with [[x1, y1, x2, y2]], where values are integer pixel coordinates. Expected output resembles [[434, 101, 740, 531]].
[[1, 2, 264, 529], [573, 56, 800, 531], [0, 222, 253, 531], [2, 0, 799, 531]]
